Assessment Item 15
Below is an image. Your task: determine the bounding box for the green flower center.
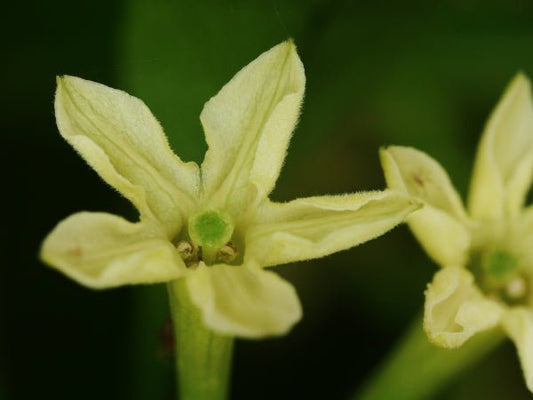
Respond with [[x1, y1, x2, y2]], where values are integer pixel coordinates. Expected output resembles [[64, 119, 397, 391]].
[[470, 249, 529, 306], [189, 210, 234, 250], [176, 209, 238, 267], [483, 250, 518, 280]]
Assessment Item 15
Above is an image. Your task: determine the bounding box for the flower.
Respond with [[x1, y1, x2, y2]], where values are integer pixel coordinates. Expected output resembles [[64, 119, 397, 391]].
[[380, 73, 533, 391], [41, 41, 417, 338]]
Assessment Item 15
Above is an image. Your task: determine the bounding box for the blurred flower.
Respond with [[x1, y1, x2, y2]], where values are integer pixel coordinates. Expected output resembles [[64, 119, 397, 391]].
[[380, 74, 533, 391], [41, 41, 416, 338]]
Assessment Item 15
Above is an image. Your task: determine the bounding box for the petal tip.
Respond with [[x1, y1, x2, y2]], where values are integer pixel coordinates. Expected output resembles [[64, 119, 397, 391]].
[[511, 71, 531, 89]]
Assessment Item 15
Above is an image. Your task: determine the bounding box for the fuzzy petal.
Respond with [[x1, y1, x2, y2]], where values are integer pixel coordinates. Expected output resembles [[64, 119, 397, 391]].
[[246, 190, 418, 266], [380, 146, 467, 220], [407, 208, 471, 267], [380, 146, 471, 266], [502, 308, 533, 393], [40, 212, 186, 288], [186, 262, 302, 338], [468, 73, 533, 220], [424, 266, 503, 348], [55, 76, 200, 236], [200, 40, 305, 214]]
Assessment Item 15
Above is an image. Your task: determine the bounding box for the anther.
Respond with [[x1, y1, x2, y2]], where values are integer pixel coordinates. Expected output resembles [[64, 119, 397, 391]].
[[176, 240, 195, 262], [217, 242, 238, 263], [506, 277, 528, 300]]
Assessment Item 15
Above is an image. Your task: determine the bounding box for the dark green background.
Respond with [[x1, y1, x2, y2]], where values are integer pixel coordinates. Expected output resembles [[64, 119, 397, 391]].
[[3, 0, 533, 399]]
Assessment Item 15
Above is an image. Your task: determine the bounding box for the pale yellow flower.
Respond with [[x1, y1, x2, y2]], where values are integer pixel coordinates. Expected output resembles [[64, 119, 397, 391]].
[[41, 41, 416, 338], [380, 73, 533, 391]]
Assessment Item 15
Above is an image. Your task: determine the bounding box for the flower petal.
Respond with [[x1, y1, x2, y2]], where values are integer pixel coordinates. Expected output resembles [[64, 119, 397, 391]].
[[186, 262, 301, 338], [40, 212, 186, 288], [246, 190, 418, 266], [380, 146, 467, 220], [502, 308, 533, 393], [468, 73, 533, 219], [55, 76, 200, 236], [506, 205, 533, 271], [408, 208, 471, 267], [424, 266, 503, 348], [380, 146, 471, 266], [200, 40, 305, 214]]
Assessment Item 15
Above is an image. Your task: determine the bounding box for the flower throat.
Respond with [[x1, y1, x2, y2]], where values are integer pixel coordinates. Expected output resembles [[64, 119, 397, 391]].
[[469, 249, 530, 306], [176, 209, 238, 267]]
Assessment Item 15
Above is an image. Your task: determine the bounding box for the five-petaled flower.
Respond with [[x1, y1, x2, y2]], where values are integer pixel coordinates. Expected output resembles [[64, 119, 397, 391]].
[[380, 73, 533, 391], [41, 41, 417, 338]]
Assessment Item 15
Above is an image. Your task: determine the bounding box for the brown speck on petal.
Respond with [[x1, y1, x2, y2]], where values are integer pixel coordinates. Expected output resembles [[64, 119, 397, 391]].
[[413, 173, 424, 186], [70, 246, 82, 257]]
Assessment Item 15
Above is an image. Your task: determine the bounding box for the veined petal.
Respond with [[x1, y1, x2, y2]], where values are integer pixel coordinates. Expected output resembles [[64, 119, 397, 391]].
[[502, 308, 533, 393], [55, 76, 200, 236], [468, 73, 533, 220], [246, 190, 418, 267], [380, 146, 471, 266], [186, 262, 301, 338], [200, 40, 305, 214], [424, 266, 503, 348], [40, 212, 186, 288]]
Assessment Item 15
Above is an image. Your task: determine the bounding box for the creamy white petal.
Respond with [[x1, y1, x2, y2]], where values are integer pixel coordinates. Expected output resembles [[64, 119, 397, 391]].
[[424, 266, 503, 348], [502, 308, 533, 393], [407, 207, 471, 267], [506, 205, 533, 274], [468, 73, 533, 219], [380, 146, 471, 266], [380, 146, 467, 220], [55, 76, 200, 236], [200, 41, 305, 214], [40, 212, 186, 288], [186, 262, 301, 338], [521, 206, 533, 266], [246, 190, 418, 266]]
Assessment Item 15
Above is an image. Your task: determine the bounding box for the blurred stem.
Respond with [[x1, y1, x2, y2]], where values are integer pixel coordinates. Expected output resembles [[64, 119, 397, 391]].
[[167, 279, 234, 400], [353, 313, 504, 400]]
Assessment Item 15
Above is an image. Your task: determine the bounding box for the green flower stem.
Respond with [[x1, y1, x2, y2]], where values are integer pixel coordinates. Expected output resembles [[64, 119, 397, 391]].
[[167, 279, 234, 400], [353, 313, 505, 400]]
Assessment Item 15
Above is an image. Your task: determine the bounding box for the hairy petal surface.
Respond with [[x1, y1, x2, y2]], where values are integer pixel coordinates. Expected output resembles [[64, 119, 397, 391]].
[[424, 267, 503, 348], [408, 209, 471, 267], [380, 146, 471, 266], [502, 308, 533, 393], [55, 76, 200, 236], [200, 40, 305, 215], [380, 146, 467, 219], [186, 262, 301, 338], [40, 212, 186, 288], [246, 190, 418, 266], [468, 73, 533, 219]]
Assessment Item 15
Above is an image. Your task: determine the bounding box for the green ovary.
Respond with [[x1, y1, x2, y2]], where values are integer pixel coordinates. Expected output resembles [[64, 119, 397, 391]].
[[475, 249, 529, 305], [188, 210, 234, 250], [483, 250, 518, 280]]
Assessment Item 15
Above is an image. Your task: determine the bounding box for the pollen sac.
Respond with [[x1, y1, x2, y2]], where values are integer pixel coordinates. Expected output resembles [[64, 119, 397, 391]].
[[188, 209, 234, 250], [176, 240, 195, 261], [506, 277, 528, 300], [217, 242, 238, 263]]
